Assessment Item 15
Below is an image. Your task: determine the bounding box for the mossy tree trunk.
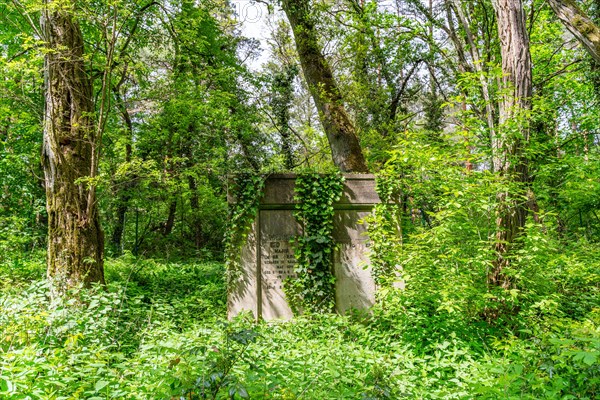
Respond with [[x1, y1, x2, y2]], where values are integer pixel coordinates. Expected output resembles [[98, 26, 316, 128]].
[[281, 0, 369, 173], [548, 0, 600, 63], [41, 0, 105, 292]]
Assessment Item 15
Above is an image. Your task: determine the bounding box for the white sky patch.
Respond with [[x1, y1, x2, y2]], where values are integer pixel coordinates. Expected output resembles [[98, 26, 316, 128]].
[[231, 0, 272, 69], [229, 0, 409, 70]]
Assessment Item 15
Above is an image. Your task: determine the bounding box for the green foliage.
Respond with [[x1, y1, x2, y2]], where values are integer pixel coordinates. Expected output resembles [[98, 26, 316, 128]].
[[0, 2, 45, 258], [0, 254, 598, 399], [536, 151, 600, 240], [91, 0, 268, 258], [284, 173, 344, 314], [224, 174, 265, 288], [0, 256, 227, 399], [333, 1, 423, 153], [471, 313, 600, 399], [268, 64, 300, 169], [366, 172, 403, 286], [366, 132, 598, 349]]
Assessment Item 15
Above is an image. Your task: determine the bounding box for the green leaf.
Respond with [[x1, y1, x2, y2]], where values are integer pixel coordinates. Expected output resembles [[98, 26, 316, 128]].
[[95, 380, 109, 392], [237, 386, 249, 399], [573, 351, 599, 366]]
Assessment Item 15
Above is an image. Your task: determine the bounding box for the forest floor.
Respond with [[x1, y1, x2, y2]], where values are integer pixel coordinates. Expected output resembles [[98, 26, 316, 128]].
[[0, 255, 598, 399]]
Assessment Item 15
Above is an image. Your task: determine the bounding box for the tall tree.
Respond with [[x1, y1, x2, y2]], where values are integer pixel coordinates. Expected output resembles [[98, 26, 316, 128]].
[[281, 0, 369, 172], [269, 64, 298, 169], [490, 0, 533, 287], [41, 0, 104, 291]]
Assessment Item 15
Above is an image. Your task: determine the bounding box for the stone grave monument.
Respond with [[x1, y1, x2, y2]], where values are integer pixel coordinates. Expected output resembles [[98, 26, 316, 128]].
[[228, 174, 380, 320]]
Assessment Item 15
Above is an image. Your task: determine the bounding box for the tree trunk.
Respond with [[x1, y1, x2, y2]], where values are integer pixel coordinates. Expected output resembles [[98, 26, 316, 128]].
[[490, 0, 533, 287], [587, 0, 600, 98], [163, 200, 177, 236], [270, 66, 297, 169], [449, 0, 498, 159], [281, 0, 369, 172], [112, 200, 128, 254], [548, 0, 600, 64], [111, 84, 134, 255], [187, 176, 204, 248], [41, 1, 105, 292]]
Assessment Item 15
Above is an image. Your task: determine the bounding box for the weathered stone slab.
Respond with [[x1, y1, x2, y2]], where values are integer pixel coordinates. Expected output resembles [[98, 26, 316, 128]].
[[339, 177, 381, 205], [259, 210, 300, 320], [332, 210, 375, 314], [333, 210, 371, 241], [334, 242, 375, 314], [227, 220, 258, 318], [228, 174, 380, 320], [260, 174, 297, 205], [260, 174, 379, 206]]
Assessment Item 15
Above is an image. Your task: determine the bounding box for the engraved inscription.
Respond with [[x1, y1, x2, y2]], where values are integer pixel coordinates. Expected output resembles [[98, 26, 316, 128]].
[[261, 240, 296, 290]]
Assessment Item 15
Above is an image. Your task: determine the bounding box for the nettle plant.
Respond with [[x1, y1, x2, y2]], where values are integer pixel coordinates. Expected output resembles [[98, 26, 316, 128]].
[[285, 173, 344, 314], [224, 174, 265, 288]]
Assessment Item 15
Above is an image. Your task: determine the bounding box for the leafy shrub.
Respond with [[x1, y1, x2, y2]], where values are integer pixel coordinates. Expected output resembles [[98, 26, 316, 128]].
[[0, 250, 597, 398]]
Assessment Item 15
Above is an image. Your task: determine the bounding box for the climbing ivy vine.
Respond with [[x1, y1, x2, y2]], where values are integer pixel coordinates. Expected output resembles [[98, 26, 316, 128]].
[[224, 174, 265, 288], [366, 172, 404, 286], [285, 173, 344, 314]]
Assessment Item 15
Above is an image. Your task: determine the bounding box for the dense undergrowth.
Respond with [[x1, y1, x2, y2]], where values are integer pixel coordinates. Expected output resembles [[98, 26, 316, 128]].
[[0, 253, 598, 399]]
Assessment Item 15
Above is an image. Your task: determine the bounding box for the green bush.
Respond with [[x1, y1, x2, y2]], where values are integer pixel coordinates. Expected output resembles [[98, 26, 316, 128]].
[[0, 247, 597, 398]]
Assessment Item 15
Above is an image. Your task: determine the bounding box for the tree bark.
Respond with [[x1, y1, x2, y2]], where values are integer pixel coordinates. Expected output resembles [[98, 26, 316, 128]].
[[41, 0, 105, 292], [110, 84, 134, 254], [490, 0, 533, 288], [586, 0, 600, 98], [187, 176, 204, 249], [163, 200, 177, 236], [270, 66, 297, 169], [548, 0, 600, 64], [281, 0, 369, 172], [449, 0, 498, 158]]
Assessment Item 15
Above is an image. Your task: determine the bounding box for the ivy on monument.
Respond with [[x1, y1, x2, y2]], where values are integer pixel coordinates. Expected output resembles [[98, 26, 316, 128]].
[[284, 173, 344, 314], [366, 172, 404, 286], [225, 174, 265, 289]]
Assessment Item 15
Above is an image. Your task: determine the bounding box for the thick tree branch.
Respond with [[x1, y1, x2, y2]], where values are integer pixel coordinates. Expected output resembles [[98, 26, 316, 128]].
[[548, 0, 600, 63]]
